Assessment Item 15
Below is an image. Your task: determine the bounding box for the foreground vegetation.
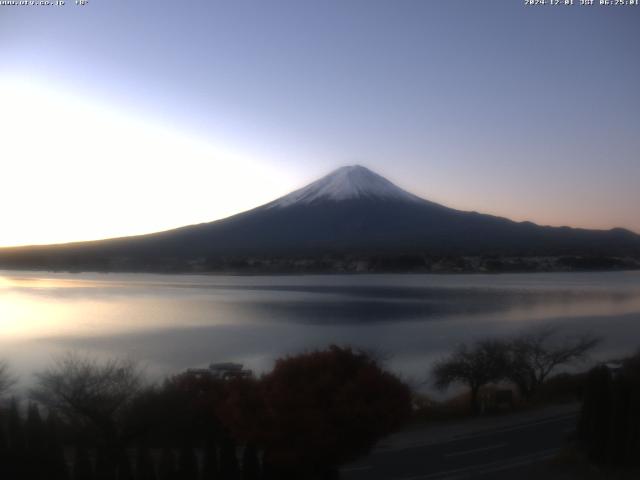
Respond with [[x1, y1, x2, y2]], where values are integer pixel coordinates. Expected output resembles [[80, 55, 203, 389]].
[[2, 328, 639, 479], [0, 347, 411, 480], [431, 327, 600, 414], [578, 351, 640, 468]]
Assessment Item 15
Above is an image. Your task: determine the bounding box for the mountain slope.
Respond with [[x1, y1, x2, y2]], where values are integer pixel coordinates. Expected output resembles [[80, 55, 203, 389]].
[[1, 165, 639, 272]]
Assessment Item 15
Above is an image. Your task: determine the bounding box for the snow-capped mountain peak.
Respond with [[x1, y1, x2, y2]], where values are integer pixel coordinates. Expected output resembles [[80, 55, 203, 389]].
[[269, 165, 421, 208]]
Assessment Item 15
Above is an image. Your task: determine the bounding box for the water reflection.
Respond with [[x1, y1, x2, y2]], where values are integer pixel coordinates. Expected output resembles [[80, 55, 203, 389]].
[[1, 270, 640, 384]]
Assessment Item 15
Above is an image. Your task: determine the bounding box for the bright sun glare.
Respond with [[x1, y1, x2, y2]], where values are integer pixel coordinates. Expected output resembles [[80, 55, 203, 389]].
[[0, 77, 289, 247]]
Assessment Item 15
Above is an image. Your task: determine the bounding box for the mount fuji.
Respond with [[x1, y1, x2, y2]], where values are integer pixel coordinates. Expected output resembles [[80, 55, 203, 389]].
[[267, 165, 423, 207], [1, 165, 639, 272]]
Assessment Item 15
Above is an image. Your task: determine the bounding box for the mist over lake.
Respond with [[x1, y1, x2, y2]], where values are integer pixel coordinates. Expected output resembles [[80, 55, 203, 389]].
[[2, 270, 640, 387]]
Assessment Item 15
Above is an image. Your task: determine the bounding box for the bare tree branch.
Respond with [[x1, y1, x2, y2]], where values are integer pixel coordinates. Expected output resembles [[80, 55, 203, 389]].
[[505, 327, 600, 400], [30, 352, 145, 446], [431, 339, 509, 414], [0, 360, 17, 398]]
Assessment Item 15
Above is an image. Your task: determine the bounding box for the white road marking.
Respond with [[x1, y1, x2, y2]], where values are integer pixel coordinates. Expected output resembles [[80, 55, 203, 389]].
[[393, 448, 559, 480], [381, 414, 576, 453], [444, 442, 506, 458], [342, 465, 372, 472]]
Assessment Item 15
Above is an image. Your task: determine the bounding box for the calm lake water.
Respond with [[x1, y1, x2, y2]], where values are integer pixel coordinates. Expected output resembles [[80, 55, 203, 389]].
[[2, 270, 640, 388]]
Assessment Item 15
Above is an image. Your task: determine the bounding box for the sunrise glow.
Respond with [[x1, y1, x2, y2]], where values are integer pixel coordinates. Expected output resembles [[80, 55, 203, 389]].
[[0, 78, 294, 247]]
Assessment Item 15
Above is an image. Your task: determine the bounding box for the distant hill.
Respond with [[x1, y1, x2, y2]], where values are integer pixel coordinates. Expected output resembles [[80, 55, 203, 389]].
[[1, 165, 639, 273]]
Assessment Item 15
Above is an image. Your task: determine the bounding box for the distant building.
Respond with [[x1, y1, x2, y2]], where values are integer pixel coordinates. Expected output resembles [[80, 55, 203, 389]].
[[186, 362, 252, 380]]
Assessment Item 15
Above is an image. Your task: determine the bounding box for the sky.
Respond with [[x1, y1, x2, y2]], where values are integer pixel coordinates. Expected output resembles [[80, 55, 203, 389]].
[[1, 0, 639, 247]]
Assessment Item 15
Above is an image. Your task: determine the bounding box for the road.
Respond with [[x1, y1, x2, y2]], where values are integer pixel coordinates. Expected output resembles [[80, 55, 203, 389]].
[[342, 406, 578, 480]]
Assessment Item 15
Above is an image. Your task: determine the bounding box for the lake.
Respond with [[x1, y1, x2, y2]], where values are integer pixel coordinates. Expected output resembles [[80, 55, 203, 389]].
[[1, 270, 640, 389]]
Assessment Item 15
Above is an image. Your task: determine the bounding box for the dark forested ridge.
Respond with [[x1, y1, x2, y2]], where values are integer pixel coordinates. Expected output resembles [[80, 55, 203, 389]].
[[1, 167, 639, 273]]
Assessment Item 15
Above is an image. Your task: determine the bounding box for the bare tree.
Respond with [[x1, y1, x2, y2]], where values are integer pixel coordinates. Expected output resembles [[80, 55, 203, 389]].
[[0, 360, 16, 398], [432, 339, 509, 414], [31, 352, 144, 450], [505, 327, 600, 400]]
